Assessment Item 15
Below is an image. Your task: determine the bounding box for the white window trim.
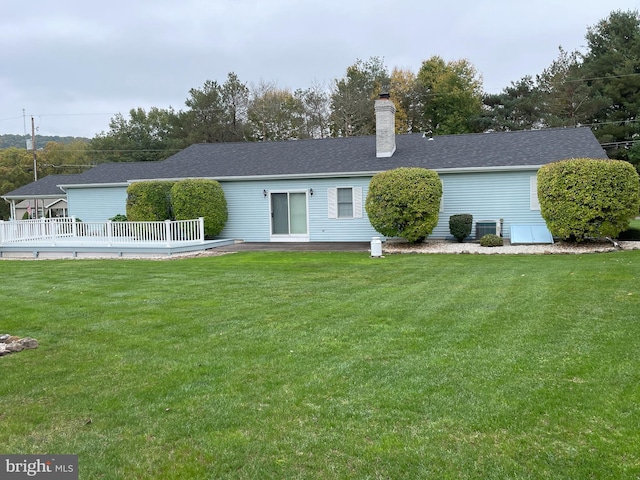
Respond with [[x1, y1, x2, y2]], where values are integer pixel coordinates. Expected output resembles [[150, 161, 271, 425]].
[[530, 176, 540, 210], [268, 189, 310, 241], [328, 187, 363, 219]]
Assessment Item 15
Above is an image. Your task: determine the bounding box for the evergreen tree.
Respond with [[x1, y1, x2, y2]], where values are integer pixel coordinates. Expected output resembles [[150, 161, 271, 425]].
[[580, 10, 640, 159], [330, 57, 390, 137]]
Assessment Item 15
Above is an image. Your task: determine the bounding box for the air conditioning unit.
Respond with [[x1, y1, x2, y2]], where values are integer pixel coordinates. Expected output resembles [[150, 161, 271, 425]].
[[475, 220, 501, 239]]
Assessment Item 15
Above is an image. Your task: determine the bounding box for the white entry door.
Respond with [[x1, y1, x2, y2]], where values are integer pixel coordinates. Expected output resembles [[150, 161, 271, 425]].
[[270, 192, 309, 241]]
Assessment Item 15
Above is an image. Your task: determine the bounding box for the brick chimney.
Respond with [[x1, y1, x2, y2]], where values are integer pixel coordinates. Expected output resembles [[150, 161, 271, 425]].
[[375, 92, 396, 158]]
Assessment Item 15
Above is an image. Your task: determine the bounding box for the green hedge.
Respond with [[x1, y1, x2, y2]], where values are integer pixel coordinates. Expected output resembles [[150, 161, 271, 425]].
[[449, 214, 473, 242], [170, 179, 228, 238], [126, 181, 175, 221], [480, 234, 503, 247], [365, 167, 442, 243], [537, 158, 640, 241]]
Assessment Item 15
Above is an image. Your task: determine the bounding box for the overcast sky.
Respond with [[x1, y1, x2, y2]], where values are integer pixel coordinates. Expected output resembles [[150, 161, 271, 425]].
[[1, 0, 638, 139]]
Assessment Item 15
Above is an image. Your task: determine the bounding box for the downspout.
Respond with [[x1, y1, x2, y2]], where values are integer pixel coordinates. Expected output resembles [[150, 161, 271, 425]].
[[59, 185, 68, 218], [1, 197, 16, 220]]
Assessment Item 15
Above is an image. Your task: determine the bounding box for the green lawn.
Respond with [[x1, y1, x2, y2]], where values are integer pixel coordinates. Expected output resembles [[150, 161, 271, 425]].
[[2, 251, 639, 479]]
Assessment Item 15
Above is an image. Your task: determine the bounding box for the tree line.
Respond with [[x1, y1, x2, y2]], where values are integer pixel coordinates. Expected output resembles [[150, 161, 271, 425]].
[[1, 9, 639, 221]]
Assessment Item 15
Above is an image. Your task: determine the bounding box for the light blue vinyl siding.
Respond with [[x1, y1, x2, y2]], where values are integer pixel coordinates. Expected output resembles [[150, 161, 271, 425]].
[[219, 178, 379, 242], [434, 170, 544, 239], [67, 186, 128, 222], [64, 169, 544, 242], [308, 178, 378, 241], [217, 181, 271, 241]]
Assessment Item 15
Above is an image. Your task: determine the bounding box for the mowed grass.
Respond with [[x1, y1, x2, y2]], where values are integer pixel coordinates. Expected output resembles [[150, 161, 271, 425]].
[[1, 251, 640, 479]]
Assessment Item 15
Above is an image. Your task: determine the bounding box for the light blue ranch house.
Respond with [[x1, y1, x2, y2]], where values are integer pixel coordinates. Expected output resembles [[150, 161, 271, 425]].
[[19, 95, 609, 243]]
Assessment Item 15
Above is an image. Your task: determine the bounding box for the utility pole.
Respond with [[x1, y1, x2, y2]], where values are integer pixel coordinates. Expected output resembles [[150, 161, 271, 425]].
[[31, 116, 37, 182]]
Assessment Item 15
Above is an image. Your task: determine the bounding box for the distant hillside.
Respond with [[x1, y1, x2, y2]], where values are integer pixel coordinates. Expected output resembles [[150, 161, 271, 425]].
[[0, 134, 90, 149]]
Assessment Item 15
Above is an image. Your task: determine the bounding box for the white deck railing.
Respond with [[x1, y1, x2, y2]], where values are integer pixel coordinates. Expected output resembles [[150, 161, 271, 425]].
[[0, 217, 205, 247]]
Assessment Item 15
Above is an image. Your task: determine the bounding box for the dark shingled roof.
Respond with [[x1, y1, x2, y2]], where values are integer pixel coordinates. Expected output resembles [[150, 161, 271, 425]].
[[4, 128, 608, 196], [58, 162, 163, 185], [2, 174, 77, 198], [149, 127, 607, 179]]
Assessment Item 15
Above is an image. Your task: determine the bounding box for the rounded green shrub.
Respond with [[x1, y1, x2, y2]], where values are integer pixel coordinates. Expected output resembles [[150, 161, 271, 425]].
[[170, 179, 228, 238], [126, 181, 175, 221], [480, 234, 503, 247], [449, 214, 473, 242], [365, 167, 442, 243], [537, 158, 640, 242]]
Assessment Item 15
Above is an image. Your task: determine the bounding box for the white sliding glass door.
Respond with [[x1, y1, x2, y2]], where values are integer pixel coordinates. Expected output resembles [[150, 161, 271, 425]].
[[270, 191, 309, 241]]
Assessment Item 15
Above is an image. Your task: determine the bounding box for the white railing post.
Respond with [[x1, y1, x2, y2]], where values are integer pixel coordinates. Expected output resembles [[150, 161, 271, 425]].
[[107, 220, 113, 246], [51, 218, 57, 246], [0, 217, 210, 248], [165, 219, 172, 247]]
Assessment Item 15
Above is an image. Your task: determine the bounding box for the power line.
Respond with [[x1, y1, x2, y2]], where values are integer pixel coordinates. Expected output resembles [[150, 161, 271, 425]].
[[31, 112, 117, 117], [32, 148, 183, 153], [0, 115, 26, 123], [563, 72, 640, 84], [41, 163, 97, 168]]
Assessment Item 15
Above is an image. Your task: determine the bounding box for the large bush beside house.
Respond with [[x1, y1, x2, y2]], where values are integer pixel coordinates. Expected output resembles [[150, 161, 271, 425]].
[[449, 214, 473, 242], [365, 167, 442, 243], [171, 179, 228, 238], [126, 181, 175, 221], [537, 158, 640, 241]]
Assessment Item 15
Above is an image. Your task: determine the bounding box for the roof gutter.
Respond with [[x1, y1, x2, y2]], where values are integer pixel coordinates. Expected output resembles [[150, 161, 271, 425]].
[[55, 164, 545, 189], [127, 165, 544, 183], [58, 182, 130, 190], [1, 194, 64, 201], [435, 165, 545, 174]]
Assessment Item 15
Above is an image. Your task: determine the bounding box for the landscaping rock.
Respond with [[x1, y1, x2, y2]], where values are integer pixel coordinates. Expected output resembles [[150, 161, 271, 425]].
[[6, 342, 23, 353], [0, 334, 38, 357], [18, 337, 39, 349]]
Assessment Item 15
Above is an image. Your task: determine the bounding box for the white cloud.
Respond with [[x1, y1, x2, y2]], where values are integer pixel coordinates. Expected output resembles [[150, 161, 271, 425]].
[[1, 0, 637, 137]]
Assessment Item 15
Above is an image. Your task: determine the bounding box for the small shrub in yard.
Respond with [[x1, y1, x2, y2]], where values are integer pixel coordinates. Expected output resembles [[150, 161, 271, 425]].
[[449, 214, 473, 242], [109, 214, 127, 222], [480, 234, 503, 247]]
